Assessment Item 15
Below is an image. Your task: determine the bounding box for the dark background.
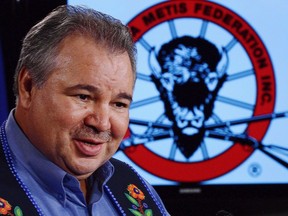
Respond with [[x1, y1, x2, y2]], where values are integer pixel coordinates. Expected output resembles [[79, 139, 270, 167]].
[[1, 1, 288, 215], [0, 0, 65, 110]]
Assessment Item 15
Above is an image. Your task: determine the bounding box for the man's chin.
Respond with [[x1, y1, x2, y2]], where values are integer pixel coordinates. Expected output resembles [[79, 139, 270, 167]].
[[64, 159, 103, 178]]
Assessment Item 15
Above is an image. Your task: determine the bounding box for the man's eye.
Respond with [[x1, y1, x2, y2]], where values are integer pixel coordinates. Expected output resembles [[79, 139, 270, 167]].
[[77, 94, 89, 101], [115, 102, 128, 108]]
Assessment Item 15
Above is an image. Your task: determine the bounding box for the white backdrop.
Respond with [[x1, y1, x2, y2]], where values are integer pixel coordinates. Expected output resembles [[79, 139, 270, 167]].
[[69, 0, 288, 185]]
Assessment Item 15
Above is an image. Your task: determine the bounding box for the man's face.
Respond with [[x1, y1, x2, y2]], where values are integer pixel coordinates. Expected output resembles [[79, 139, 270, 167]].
[[17, 35, 134, 179]]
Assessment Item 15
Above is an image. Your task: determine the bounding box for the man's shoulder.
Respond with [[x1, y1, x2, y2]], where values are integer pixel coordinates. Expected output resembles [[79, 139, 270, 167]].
[[108, 157, 143, 181], [109, 157, 132, 170]]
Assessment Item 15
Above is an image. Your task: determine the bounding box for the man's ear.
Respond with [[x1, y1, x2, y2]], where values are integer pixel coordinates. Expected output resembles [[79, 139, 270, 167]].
[[17, 67, 34, 109]]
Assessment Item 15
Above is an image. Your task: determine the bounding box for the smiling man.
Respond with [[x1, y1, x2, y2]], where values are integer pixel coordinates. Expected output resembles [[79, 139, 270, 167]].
[[0, 5, 169, 216]]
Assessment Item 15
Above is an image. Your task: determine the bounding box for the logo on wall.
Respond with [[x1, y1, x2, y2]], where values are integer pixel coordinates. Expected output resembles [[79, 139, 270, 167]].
[[119, 0, 286, 182]]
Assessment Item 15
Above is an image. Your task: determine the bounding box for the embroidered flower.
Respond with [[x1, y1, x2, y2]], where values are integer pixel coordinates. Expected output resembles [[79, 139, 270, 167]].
[[0, 197, 12, 215], [125, 184, 153, 216], [127, 184, 145, 200], [0, 197, 23, 216]]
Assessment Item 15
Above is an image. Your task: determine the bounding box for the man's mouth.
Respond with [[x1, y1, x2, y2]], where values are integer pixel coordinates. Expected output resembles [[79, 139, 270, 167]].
[[74, 138, 105, 156]]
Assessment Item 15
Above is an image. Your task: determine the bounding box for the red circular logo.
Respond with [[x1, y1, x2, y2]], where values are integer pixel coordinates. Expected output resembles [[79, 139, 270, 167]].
[[123, 0, 275, 182]]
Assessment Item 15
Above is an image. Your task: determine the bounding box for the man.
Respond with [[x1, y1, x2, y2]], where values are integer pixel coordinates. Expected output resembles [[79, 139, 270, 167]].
[[0, 5, 169, 216]]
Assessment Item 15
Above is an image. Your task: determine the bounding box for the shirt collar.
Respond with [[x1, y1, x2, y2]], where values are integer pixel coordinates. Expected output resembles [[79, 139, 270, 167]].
[[5, 109, 114, 202]]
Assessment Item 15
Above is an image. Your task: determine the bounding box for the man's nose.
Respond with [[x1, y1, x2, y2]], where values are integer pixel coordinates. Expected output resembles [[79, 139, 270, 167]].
[[84, 105, 111, 132]]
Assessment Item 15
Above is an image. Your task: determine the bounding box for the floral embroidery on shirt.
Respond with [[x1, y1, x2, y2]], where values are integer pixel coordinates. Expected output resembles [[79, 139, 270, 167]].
[[125, 184, 153, 216], [0, 197, 23, 216]]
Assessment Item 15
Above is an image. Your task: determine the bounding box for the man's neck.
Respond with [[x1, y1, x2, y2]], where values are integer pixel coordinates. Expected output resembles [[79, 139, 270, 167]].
[[80, 179, 88, 201]]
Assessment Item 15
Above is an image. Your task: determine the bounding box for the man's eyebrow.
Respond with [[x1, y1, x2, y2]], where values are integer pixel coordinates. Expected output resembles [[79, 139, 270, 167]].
[[66, 84, 98, 93], [118, 92, 133, 102], [66, 84, 133, 101]]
